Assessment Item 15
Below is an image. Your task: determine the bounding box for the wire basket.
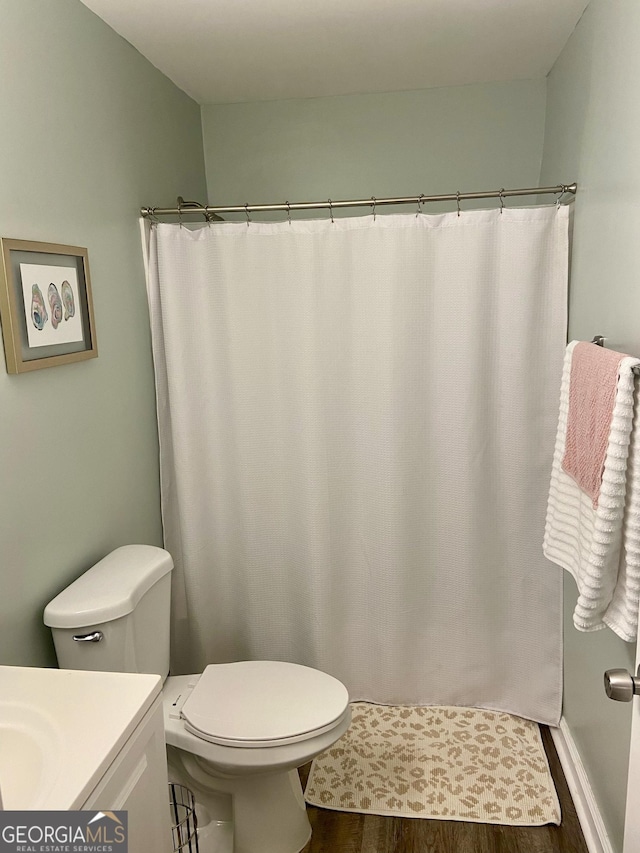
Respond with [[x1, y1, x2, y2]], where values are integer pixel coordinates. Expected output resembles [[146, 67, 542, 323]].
[[169, 782, 199, 853]]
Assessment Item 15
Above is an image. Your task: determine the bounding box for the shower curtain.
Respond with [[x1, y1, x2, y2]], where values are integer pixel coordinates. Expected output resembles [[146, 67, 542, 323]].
[[145, 205, 569, 725]]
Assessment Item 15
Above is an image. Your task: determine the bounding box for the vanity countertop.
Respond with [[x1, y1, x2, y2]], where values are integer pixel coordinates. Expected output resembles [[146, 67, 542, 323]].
[[0, 665, 161, 810]]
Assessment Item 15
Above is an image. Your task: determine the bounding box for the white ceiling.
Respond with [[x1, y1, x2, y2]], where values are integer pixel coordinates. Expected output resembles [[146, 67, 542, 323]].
[[79, 0, 589, 105]]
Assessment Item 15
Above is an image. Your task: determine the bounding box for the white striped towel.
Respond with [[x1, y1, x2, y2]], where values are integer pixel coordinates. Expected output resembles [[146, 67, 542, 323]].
[[544, 340, 640, 641]]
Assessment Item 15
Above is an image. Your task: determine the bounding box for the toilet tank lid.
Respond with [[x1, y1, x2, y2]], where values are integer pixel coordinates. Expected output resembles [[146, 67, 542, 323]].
[[43, 545, 173, 629]]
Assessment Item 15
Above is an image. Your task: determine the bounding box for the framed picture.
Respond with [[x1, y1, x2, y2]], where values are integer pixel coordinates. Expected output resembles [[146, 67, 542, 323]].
[[0, 238, 97, 373]]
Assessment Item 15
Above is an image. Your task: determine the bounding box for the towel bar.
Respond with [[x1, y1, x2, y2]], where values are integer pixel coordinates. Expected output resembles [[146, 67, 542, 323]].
[[591, 335, 640, 376]]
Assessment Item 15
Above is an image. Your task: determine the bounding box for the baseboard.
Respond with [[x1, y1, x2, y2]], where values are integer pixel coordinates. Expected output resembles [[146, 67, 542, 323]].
[[550, 718, 615, 853]]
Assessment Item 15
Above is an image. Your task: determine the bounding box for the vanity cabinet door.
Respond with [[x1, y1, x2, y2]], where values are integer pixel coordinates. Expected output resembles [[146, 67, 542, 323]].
[[83, 696, 172, 853]]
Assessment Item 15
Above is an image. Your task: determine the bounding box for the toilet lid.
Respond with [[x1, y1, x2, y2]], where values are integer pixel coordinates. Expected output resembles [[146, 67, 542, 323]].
[[181, 661, 349, 748]]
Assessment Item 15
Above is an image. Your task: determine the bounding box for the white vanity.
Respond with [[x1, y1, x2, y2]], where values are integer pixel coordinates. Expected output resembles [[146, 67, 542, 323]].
[[0, 666, 172, 853]]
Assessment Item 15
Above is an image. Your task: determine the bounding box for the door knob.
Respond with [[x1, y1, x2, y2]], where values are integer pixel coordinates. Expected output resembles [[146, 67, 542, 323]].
[[604, 667, 640, 702]]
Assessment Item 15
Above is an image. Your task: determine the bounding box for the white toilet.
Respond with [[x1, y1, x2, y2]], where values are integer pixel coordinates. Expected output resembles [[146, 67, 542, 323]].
[[43, 545, 351, 853]]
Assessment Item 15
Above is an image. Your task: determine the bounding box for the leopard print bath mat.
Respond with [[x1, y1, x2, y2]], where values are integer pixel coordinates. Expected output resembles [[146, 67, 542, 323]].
[[304, 703, 561, 825]]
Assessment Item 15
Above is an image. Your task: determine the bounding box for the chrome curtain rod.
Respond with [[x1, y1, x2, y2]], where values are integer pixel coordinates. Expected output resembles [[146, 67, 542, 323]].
[[141, 183, 577, 219]]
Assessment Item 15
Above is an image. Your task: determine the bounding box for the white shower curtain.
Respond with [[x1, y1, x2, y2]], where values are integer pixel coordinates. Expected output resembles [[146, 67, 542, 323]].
[[145, 205, 568, 725]]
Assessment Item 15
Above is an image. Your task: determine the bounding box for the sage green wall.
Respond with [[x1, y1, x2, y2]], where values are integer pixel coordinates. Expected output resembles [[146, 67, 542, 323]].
[[0, 0, 206, 667], [540, 1, 640, 849], [201, 80, 547, 218]]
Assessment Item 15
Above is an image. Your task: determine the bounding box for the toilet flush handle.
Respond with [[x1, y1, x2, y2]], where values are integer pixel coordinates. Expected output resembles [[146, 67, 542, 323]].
[[72, 631, 104, 643]]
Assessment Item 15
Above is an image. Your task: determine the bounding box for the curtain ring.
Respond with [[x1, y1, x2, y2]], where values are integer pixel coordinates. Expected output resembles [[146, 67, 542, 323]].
[[245, 203, 251, 226], [499, 188, 505, 214], [178, 204, 184, 229], [456, 191, 461, 218], [555, 188, 564, 208], [371, 196, 376, 221], [286, 200, 291, 225], [328, 199, 334, 223], [416, 194, 424, 218]]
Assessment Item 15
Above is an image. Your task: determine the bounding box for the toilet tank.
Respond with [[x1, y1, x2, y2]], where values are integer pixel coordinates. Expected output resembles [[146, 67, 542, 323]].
[[43, 545, 173, 680]]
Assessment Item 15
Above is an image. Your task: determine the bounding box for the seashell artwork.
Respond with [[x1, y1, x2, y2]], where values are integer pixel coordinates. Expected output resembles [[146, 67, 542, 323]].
[[48, 283, 63, 330], [19, 261, 87, 353], [61, 280, 75, 320], [30, 284, 48, 331], [13, 254, 92, 370]]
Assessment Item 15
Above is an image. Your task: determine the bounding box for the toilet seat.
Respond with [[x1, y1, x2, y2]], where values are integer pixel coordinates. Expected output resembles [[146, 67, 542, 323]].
[[180, 661, 350, 748]]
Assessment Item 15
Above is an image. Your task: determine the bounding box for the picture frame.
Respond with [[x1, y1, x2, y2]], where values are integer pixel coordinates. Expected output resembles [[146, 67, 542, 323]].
[[0, 238, 97, 373]]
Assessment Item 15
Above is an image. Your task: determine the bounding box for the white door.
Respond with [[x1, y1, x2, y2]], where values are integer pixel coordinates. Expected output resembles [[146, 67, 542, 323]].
[[605, 643, 640, 851]]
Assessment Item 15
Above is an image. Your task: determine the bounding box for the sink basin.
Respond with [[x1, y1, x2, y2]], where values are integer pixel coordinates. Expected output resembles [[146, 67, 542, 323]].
[[0, 701, 62, 809], [0, 666, 161, 810]]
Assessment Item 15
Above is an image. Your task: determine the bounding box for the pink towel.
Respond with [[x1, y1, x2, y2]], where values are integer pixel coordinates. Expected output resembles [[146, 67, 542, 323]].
[[562, 341, 627, 507]]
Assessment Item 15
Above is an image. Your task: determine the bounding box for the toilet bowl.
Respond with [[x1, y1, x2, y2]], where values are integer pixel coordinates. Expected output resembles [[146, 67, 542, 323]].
[[162, 663, 350, 853], [43, 545, 351, 853]]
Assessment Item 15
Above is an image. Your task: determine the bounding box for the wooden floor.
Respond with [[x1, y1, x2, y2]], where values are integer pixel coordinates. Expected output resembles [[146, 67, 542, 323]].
[[299, 727, 588, 853]]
